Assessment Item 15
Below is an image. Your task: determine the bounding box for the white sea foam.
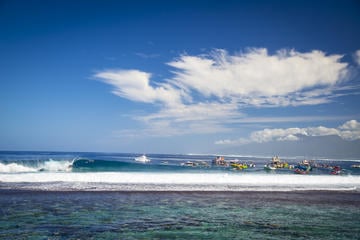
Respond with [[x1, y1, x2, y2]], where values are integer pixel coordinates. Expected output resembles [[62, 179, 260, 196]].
[[0, 162, 37, 173], [1, 172, 359, 192], [38, 159, 73, 172], [0, 160, 73, 173]]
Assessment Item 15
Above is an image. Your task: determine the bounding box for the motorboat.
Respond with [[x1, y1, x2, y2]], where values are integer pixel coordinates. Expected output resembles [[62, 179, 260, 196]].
[[181, 161, 197, 167], [264, 156, 289, 170], [294, 168, 309, 174], [264, 164, 276, 170], [294, 164, 311, 174], [134, 155, 150, 163], [330, 166, 342, 175]]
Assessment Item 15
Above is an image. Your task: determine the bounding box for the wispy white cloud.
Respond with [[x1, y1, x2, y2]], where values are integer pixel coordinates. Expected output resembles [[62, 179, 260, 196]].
[[95, 48, 354, 137], [354, 50, 360, 66], [215, 120, 360, 145], [114, 120, 230, 138], [226, 115, 353, 124], [138, 102, 240, 123], [116, 102, 241, 137]]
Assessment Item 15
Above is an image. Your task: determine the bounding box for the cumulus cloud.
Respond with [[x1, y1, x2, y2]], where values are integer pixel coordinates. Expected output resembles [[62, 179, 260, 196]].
[[95, 48, 353, 136], [97, 48, 349, 108], [94, 69, 183, 106], [215, 120, 360, 145], [168, 49, 348, 106]]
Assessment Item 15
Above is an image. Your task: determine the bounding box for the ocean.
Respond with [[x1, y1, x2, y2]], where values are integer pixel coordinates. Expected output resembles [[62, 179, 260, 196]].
[[1, 151, 360, 239]]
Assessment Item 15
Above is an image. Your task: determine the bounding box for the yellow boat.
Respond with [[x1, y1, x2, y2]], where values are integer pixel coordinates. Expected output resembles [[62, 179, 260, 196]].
[[231, 163, 248, 170]]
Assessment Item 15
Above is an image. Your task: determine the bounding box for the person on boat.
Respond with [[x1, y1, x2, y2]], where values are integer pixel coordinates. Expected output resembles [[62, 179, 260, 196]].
[[212, 156, 228, 166]]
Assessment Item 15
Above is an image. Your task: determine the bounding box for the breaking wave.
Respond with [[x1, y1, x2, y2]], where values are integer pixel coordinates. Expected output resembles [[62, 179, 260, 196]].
[[0, 159, 73, 173], [1, 172, 359, 192]]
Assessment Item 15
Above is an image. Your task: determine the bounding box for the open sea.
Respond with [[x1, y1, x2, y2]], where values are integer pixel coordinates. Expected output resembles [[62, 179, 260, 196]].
[[1, 151, 360, 239]]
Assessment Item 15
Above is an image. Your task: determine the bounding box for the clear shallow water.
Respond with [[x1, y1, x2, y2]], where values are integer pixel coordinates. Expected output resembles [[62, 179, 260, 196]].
[[1, 191, 359, 239]]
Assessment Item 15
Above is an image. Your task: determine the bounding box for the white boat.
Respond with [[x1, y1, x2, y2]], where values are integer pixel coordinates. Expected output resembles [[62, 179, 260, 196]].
[[181, 161, 197, 167], [264, 164, 276, 170], [134, 155, 150, 163]]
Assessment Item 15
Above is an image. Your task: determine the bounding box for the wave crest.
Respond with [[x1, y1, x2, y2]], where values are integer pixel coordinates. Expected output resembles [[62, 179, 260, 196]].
[[0, 159, 73, 173]]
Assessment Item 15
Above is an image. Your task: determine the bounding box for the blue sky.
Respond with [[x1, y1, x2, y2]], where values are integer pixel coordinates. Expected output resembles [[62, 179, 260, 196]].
[[1, 0, 360, 157]]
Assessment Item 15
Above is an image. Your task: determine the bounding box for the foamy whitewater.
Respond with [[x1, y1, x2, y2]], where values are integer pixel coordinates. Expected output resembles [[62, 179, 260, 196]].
[[1, 151, 360, 191]]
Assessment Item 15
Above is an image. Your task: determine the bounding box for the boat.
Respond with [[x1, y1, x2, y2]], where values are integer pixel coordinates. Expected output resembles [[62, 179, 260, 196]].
[[212, 156, 228, 166], [264, 156, 289, 169], [294, 164, 311, 174], [299, 159, 316, 168], [351, 164, 360, 168], [231, 163, 248, 170], [134, 155, 150, 163], [294, 168, 309, 174], [197, 161, 210, 167], [330, 166, 342, 175], [181, 161, 197, 167], [247, 162, 256, 168], [264, 164, 276, 170], [230, 161, 255, 170]]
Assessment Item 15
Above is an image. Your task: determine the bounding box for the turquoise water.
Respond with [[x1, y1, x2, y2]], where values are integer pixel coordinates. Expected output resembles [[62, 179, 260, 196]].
[[1, 191, 359, 239]]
